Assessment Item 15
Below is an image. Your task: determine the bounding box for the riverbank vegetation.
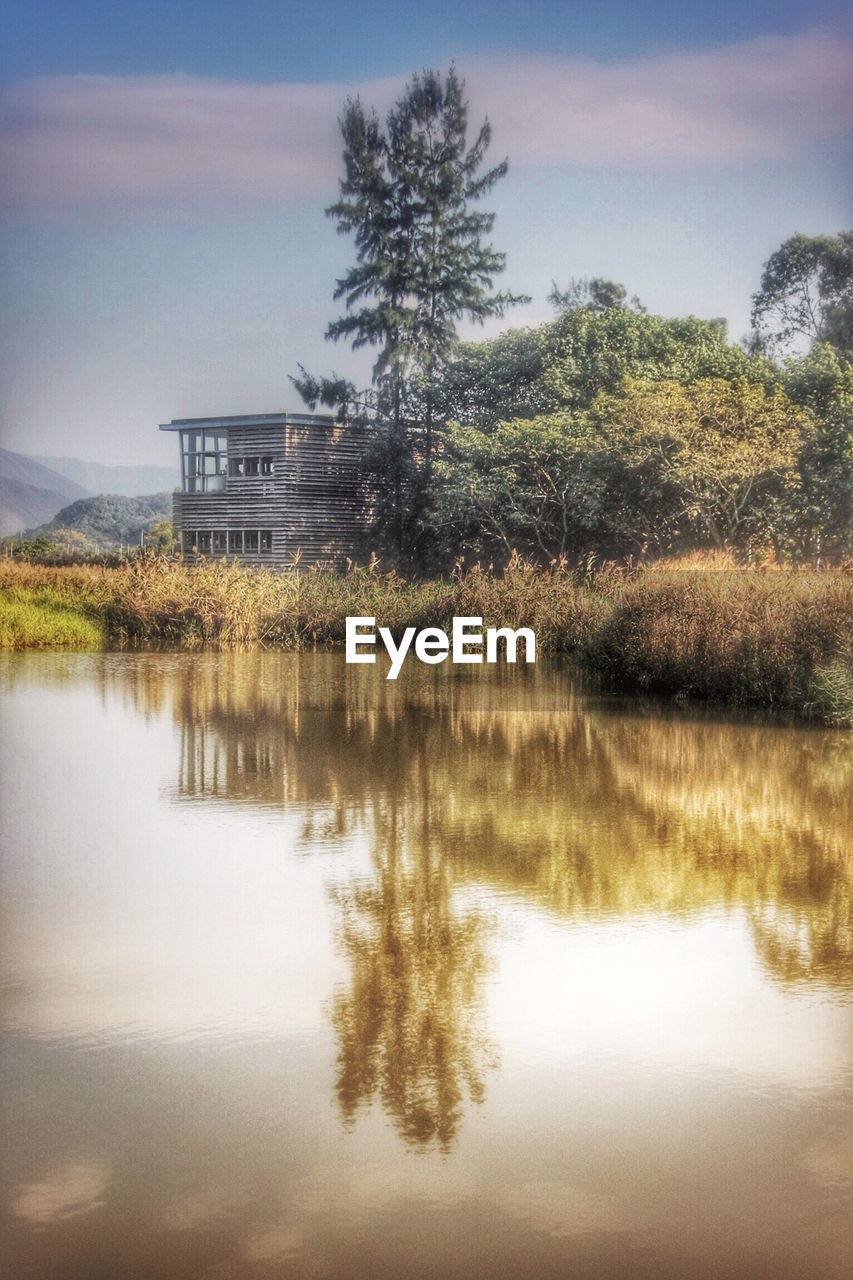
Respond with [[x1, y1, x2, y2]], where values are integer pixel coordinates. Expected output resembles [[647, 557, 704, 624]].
[[0, 571, 103, 650], [1, 556, 850, 724]]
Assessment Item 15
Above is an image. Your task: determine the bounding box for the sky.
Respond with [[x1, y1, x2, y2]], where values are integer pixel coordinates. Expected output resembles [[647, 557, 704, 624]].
[[0, 1, 850, 465]]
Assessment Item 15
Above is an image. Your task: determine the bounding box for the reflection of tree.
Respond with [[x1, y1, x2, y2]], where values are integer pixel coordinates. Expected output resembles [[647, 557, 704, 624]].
[[750, 876, 852, 987], [149, 653, 851, 995], [331, 804, 493, 1150], [22, 651, 850, 1148]]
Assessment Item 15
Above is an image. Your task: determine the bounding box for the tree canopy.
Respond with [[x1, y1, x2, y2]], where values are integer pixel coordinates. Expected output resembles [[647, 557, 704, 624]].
[[296, 66, 526, 555], [435, 378, 810, 563], [294, 102, 851, 570], [750, 232, 853, 356], [548, 276, 645, 314], [326, 68, 523, 373]]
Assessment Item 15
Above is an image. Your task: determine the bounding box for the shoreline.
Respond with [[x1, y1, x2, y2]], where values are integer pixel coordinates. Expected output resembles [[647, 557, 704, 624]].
[[1, 558, 850, 726]]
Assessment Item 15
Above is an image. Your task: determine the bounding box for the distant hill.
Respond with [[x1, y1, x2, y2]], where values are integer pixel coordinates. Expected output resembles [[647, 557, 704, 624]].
[[0, 448, 91, 534], [26, 493, 173, 550], [32, 455, 180, 498]]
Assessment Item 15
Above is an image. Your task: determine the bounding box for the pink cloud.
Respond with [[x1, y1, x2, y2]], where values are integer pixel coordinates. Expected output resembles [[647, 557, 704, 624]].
[[0, 74, 349, 215], [468, 33, 852, 167], [1, 32, 849, 217]]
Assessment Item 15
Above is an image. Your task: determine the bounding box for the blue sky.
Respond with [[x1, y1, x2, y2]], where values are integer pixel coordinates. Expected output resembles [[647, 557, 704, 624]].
[[0, 1, 850, 464], [3, 1, 851, 81]]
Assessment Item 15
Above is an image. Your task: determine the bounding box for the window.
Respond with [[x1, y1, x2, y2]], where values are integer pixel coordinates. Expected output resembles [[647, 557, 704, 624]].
[[182, 528, 274, 557], [229, 455, 274, 479], [182, 430, 228, 493]]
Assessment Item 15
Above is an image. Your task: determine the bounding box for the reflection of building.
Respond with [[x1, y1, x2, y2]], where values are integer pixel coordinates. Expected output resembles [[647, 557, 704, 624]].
[[160, 412, 370, 567]]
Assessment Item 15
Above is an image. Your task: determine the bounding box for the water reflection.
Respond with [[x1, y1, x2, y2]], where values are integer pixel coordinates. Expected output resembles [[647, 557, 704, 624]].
[[332, 840, 492, 1149], [166, 654, 853, 1143], [2, 652, 852, 1280], [34, 651, 852, 1145], [154, 654, 852, 984], [12, 1161, 110, 1226]]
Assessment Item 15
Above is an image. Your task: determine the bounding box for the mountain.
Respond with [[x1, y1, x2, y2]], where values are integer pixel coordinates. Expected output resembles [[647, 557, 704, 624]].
[[25, 492, 173, 550], [32, 455, 180, 498], [0, 448, 91, 535]]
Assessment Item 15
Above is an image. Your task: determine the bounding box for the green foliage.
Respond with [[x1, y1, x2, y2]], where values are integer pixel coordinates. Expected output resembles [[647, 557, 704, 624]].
[[792, 405, 853, 560], [782, 344, 853, 559], [0, 534, 59, 558], [588, 378, 808, 551], [548, 276, 646, 314], [540, 308, 769, 412], [427, 299, 847, 566], [431, 324, 552, 431], [0, 579, 103, 649], [750, 231, 853, 355], [45, 528, 98, 555], [297, 157, 849, 568], [784, 340, 853, 416], [26, 492, 172, 551], [433, 378, 809, 562], [435, 414, 632, 561], [432, 306, 772, 436], [323, 67, 525, 384], [145, 519, 175, 553], [297, 66, 526, 557]]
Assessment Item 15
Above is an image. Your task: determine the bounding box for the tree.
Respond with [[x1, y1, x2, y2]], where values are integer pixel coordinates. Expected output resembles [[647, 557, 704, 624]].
[[145, 519, 174, 553], [432, 306, 769, 437], [750, 232, 853, 355], [297, 66, 526, 557], [548, 277, 645, 314], [783, 344, 853, 560], [434, 413, 659, 562], [588, 378, 809, 553], [433, 378, 811, 563]]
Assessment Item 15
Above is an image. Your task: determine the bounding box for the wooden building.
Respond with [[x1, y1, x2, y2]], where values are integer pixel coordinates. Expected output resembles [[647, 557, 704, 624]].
[[160, 412, 371, 567]]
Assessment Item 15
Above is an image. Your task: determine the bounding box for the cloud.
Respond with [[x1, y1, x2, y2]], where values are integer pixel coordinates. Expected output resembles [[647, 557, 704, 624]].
[[0, 74, 348, 216], [1, 32, 850, 217], [467, 33, 853, 167]]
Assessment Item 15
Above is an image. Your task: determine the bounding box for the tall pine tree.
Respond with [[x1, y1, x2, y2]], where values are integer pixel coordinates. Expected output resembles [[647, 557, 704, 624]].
[[295, 67, 526, 558]]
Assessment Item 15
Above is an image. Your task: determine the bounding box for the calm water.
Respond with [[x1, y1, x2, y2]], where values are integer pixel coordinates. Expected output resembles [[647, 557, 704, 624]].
[[1, 652, 851, 1280]]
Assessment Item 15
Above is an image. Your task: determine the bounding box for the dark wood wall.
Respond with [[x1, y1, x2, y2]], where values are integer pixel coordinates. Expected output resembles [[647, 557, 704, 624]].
[[173, 420, 371, 567]]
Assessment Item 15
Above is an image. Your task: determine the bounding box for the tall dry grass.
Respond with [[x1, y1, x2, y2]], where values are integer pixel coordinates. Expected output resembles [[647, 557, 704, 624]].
[[0, 556, 850, 722], [584, 569, 852, 722]]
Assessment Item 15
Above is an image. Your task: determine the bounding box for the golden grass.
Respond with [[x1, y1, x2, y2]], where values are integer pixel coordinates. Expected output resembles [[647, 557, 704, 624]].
[[0, 556, 850, 722]]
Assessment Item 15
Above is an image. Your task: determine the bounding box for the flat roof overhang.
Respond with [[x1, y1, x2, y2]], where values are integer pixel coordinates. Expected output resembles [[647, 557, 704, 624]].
[[159, 411, 338, 432]]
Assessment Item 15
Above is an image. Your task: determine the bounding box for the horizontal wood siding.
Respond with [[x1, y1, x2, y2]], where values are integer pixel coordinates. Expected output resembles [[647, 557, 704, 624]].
[[173, 419, 370, 567]]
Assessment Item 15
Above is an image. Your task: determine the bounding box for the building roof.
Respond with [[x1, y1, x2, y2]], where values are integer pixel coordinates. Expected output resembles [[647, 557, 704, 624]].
[[159, 411, 338, 432]]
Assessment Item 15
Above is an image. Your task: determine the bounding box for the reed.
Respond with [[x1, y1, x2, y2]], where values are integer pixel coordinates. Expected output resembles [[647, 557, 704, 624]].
[[583, 569, 852, 724], [0, 557, 849, 722]]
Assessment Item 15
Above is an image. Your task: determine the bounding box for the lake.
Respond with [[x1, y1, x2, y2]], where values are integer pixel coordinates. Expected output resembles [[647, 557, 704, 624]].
[[1, 651, 851, 1279]]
